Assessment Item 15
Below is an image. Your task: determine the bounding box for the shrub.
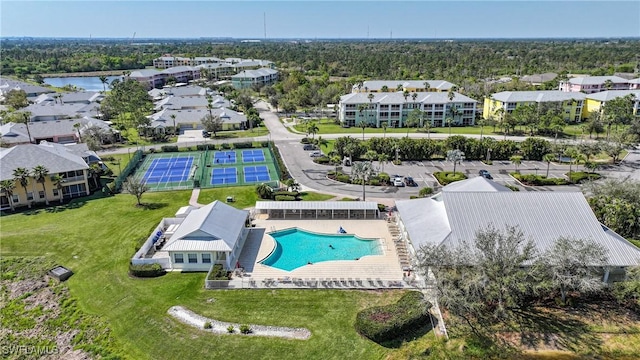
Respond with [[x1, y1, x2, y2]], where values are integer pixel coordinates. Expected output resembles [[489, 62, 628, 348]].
[[196, 144, 216, 151], [106, 182, 116, 194], [313, 156, 331, 164], [419, 187, 434, 197], [568, 171, 601, 183], [275, 195, 297, 201], [336, 174, 351, 183], [148, 148, 156, 153], [300, 137, 311, 144], [161, 145, 179, 152], [221, 143, 231, 149], [377, 203, 387, 212], [505, 184, 520, 191], [204, 321, 212, 329], [129, 263, 166, 278], [433, 171, 467, 185], [511, 173, 568, 186], [233, 142, 253, 149], [227, 325, 234, 333], [207, 264, 230, 280], [377, 173, 390, 184], [269, 143, 291, 181], [392, 160, 402, 165], [410, 195, 419, 199], [355, 291, 432, 343], [369, 179, 380, 186], [260, 141, 269, 148], [240, 324, 251, 334]]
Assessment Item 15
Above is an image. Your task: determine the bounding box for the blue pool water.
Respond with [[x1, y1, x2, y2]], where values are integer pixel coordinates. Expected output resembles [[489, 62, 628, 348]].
[[260, 228, 382, 271]]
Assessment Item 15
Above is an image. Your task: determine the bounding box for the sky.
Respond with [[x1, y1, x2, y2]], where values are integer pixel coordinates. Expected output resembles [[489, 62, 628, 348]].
[[2, 1, 639, 39]]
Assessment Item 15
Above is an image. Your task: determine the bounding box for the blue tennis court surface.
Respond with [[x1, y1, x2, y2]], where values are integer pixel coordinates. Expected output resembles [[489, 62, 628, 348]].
[[213, 151, 236, 164], [211, 167, 238, 185], [242, 149, 265, 163], [143, 157, 194, 183], [244, 165, 271, 183]]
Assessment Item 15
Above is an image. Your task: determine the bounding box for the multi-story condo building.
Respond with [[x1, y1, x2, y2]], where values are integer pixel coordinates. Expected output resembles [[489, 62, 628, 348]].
[[0, 142, 96, 210], [339, 92, 478, 128], [559, 76, 630, 94], [129, 67, 201, 90], [352, 80, 457, 93], [153, 55, 274, 70], [583, 90, 640, 117], [483, 91, 586, 122], [231, 68, 279, 89]]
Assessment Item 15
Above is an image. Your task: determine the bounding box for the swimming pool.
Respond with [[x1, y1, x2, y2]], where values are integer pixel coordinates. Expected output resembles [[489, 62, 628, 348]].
[[260, 228, 383, 271]]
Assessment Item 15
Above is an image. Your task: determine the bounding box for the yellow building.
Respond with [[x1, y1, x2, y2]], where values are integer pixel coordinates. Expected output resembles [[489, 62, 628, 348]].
[[0, 142, 92, 210], [483, 91, 586, 122], [353, 80, 457, 93], [583, 90, 640, 118]]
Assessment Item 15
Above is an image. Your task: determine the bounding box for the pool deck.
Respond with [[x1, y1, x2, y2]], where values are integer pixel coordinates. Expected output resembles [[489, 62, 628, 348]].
[[231, 219, 412, 289]]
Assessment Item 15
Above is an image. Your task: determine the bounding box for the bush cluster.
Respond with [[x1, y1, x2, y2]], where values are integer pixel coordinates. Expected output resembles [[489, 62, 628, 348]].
[[207, 264, 231, 280], [512, 173, 568, 186], [239, 324, 251, 334], [196, 144, 216, 151], [233, 142, 253, 149], [313, 156, 331, 164], [433, 171, 467, 185], [355, 291, 432, 343], [569, 171, 601, 183], [270, 142, 291, 181], [419, 187, 434, 197], [275, 195, 297, 201], [161, 145, 179, 152], [129, 263, 166, 278]]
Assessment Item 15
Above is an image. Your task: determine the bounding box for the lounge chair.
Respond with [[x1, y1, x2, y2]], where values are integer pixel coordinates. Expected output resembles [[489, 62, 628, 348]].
[[367, 278, 375, 287], [376, 278, 385, 287]]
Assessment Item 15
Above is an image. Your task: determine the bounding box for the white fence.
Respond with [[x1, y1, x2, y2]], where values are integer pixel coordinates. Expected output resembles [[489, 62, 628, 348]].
[[130, 217, 183, 269]]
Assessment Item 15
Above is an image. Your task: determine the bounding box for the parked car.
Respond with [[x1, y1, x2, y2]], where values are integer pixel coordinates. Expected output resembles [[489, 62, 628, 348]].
[[478, 169, 493, 179], [393, 177, 405, 187], [202, 130, 210, 138], [309, 151, 323, 158], [303, 144, 317, 150], [404, 176, 417, 186]]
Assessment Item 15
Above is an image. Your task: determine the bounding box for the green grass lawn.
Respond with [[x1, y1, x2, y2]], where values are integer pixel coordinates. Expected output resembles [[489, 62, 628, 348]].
[[1, 192, 441, 359], [101, 153, 133, 177], [297, 191, 336, 201], [197, 186, 259, 208], [212, 127, 270, 139]]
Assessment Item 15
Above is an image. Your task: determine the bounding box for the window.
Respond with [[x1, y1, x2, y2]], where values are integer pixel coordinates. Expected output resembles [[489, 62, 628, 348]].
[[12, 194, 19, 203], [53, 189, 59, 197], [27, 192, 34, 201], [188, 253, 198, 263], [38, 191, 45, 199], [391, 105, 400, 110], [174, 254, 184, 263], [345, 111, 356, 117], [380, 112, 389, 117], [202, 253, 211, 263]]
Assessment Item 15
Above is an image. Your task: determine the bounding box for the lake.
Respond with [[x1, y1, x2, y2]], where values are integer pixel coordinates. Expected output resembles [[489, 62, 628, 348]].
[[44, 76, 122, 92]]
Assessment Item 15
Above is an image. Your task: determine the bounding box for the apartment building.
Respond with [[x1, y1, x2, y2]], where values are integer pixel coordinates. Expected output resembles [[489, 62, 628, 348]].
[[559, 76, 631, 94], [339, 92, 478, 128], [352, 80, 457, 93], [483, 91, 586, 122], [231, 68, 279, 89], [583, 90, 640, 117]]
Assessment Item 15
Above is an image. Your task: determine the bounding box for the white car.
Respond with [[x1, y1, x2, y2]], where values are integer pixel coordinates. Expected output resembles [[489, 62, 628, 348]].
[[393, 177, 405, 187], [309, 151, 323, 158]]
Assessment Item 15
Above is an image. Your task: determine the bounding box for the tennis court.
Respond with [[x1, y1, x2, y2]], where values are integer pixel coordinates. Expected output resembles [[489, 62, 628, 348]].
[[211, 167, 238, 185], [242, 149, 266, 163], [213, 151, 237, 164], [244, 165, 271, 183], [134, 152, 202, 191]]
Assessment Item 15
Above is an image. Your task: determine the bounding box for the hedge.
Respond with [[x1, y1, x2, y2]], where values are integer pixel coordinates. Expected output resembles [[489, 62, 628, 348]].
[[161, 145, 179, 152], [511, 173, 568, 186], [269, 142, 291, 181], [207, 264, 230, 280], [433, 171, 467, 185], [275, 195, 297, 201], [221, 143, 231, 149], [196, 144, 216, 151], [274, 191, 299, 198], [129, 263, 166, 278], [355, 291, 432, 343], [569, 171, 601, 183], [313, 156, 331, 164], [336, 174, 351, 183], [233, 142, 253, 149]]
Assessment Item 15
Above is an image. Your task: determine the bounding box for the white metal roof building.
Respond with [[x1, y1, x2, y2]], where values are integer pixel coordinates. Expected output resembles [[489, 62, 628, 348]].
[[255, 201, 380, 220], [395, 186, 640, 281]]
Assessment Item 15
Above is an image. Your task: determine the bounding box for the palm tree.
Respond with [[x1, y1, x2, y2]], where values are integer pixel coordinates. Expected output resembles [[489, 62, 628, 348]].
[[367, 93, 375, 126], [543, 153, 555, 178], [51, 174, 64, 203], [170, 114, 177, 137], [381, 122, 388, 138], [0, 179, 16, 211], [32, 165, 50, 205], [352, 161, 375, 201], [381, 85, 389, 92], [564, 147, 579, 179], [73, 123, 82, 142], [99, 75, 109, 93], [423, 81, 431, 92], [446, 149, 465, 175], [445, 117, 453, 136], [316, 136, 328, 152], [13, 167, 30, 208], [307, 122, 319, 140], [17, 112, 33, 144], [88, 163, 103, 189], [377, 153, 389, 173], [510, 155, 522, 173], [256, 183, 273, 199], [358, 120, 367, 140]]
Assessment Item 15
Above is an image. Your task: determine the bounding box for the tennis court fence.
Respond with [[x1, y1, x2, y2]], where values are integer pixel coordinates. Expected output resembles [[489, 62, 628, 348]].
[[114, 150, 144, 191]]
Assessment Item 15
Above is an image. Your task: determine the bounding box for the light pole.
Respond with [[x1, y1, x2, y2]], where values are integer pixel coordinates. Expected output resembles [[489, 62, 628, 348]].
[[486, 148, 491, 163]]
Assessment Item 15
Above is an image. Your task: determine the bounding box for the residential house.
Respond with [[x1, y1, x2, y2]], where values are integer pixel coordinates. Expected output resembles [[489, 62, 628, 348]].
[[628, 78, 640, 90], [154, 94, 230, 111], [520, 73, 558, 86], [148, 108, 247, 132], [129, 69, 166, 90], [34, 91, 104, 105], [23, 102, 101, 122], [0, 141, 94, 210], [231, 68, 279, 89], [483, 91, 586, 122], [0, 78, 54, 101], [559, 75, 630, 94], [160, 201, 250, 271], [338, 91, 478, 128], [0, 117, 114, 146], [395, 178, 640, 282], [352, 80, 457, 93]]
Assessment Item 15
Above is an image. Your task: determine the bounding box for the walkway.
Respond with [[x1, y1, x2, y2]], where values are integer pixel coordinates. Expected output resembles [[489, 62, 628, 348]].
[[189, 188, 203, 207]]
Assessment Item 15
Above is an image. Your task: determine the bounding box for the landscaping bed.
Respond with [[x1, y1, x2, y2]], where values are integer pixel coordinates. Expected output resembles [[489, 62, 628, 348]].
[[433, 171, 467, 185]]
